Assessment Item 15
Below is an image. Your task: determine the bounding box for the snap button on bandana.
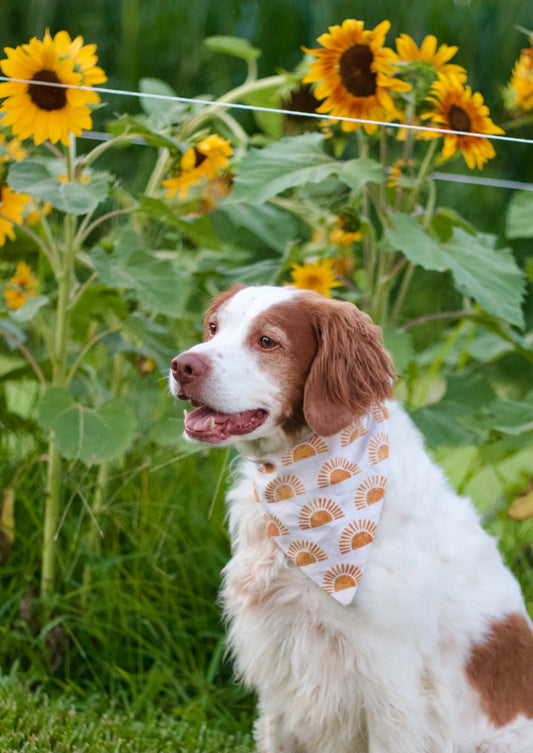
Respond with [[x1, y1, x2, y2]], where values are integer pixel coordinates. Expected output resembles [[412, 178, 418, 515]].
[[251, 404, 389, 606]]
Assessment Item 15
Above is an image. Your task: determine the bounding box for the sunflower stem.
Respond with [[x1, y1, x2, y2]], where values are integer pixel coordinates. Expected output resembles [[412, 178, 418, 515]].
[[181, 74, 286, 137], [144, 148, 170, 197], [41, 140, 78, 601]]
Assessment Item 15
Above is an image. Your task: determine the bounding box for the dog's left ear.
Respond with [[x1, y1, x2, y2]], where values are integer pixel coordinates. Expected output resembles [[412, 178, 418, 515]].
[[303, 298, 395, 436]]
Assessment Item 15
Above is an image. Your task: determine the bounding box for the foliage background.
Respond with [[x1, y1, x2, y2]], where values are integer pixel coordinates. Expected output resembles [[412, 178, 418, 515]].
[[1, 0, 533, 743]]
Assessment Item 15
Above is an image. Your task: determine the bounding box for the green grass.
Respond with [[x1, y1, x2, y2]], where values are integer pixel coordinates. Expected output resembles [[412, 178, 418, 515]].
[[0, 670, 255, 753]]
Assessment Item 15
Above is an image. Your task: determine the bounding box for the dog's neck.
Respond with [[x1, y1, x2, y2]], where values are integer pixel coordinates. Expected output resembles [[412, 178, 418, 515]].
[[235, 424, 313, 464]]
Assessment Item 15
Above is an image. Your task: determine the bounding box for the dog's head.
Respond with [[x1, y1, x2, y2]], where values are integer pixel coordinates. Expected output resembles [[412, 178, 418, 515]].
[[169, 285, 394, 449]]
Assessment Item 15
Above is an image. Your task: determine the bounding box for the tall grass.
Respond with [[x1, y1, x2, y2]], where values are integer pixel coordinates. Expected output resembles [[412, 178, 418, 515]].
[[0, 432, 255, 732]]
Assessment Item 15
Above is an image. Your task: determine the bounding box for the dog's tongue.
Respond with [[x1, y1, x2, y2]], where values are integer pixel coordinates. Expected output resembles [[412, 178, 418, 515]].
[[184, 405, 268, 443]]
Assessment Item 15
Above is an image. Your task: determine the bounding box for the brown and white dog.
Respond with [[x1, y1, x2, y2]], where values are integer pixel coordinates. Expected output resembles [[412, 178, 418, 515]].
[[169, 284, 533, 753]]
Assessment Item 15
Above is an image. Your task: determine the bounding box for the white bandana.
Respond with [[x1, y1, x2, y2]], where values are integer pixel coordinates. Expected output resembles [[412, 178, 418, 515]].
[[251, 404, 389, 606]]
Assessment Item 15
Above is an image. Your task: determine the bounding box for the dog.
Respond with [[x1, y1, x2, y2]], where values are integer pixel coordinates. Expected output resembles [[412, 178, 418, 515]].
[[169, 284, 533, 753]]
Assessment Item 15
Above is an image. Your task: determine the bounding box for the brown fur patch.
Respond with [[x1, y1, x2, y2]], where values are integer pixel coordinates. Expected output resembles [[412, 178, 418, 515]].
[[297, 292, 395, 436], [245, 298, 319, 436], [465, 612, 533, 727], [203, 284, 245, 341]]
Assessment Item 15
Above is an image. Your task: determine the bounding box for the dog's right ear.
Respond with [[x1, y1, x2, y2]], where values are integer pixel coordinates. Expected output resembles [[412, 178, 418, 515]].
[[303, 298, 394, 436]]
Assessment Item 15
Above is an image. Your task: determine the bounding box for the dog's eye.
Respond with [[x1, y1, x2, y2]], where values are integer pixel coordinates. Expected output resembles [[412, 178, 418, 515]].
[[208, 322, 217, 336], [259, 336, 277, 349]]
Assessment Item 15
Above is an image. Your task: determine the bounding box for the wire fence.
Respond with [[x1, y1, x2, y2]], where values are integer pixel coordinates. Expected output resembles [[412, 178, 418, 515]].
[[2, 76, 533, 191]]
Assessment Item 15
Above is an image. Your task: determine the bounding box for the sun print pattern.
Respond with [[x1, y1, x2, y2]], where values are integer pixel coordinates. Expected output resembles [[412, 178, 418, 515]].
[[317, 457, 361, 488], [264, 474, 306, 502], [368, 433, 389, 465], [287, 539, 328, 567], [263, 514, 289, 537], [281, 434, 329, 466], [339, 519, 377, 553], [253, 402, 389, 605], [323, 564, 363, 594], [354, 475, 387, 509], [299, 498, 345, 529], [340, 418, 368, 446]]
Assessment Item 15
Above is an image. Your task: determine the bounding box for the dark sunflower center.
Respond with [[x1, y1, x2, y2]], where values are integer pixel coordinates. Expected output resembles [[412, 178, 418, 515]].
[[448, 104, 471, 133], [28, 70, 67, 111], [194, 149, 207, 168], [339, 44, 377, 98]]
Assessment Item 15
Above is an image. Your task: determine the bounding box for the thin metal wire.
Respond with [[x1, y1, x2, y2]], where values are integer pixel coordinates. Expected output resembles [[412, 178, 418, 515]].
[[2, 75, 533, 145], [2, 76, 533, 191]]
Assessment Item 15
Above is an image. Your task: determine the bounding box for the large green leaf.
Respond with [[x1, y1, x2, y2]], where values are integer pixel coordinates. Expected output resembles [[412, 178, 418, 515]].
[[91, 245, 189, 317], [336, 157, 385, 194], [37, 387, 137, 464], [8, 161, 110, 215], [506, 190, 533, 238], [215, 203, 300, 253], [204, 35, 261, 61], [385, 213, 525, 327], [230, 133, 338, 204], [9, 295, 49, 322], [139, 78, 189, 126], [139, 196, 222, 249], [410, 373, 497, 448]]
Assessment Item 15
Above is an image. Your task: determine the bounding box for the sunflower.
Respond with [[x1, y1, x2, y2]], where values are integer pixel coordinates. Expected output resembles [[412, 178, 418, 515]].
[[0, 134, 26, 162], [289, 258, 341, 297], [387, 157, 415, 187], [303, 19, 411, 134], [329, 215, 362, 245], [162, 135, 233, 199], [395, 34, 466, 87], [4, 260, 37, 310], [0, 30, 106, 146], [507, 44, 533, 112], [0, 184, 30, 245], [422, 76, 503, 169]]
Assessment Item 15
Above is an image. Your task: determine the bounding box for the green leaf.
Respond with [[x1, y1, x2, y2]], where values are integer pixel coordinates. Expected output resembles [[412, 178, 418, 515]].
[[442, 229, 525, 329], [230, 133, 337, 204], [91, 245, 189, 317], [205, 35, 261, 61], [37, 387, 137, 464], [108, 115, 188, 152], [138, 196, 222, 249], [469, 398, 533, 436], [381, 325, 415, 375], [215, 203, 299, 253], [506, 190, 533, 238], [139, 78, 188, 126], [336, 157, 385, 195], [9, 295, 49, 322], [410, 373, 497, 448], [8, 161, 109, 215], [385, 214, 525, 327]]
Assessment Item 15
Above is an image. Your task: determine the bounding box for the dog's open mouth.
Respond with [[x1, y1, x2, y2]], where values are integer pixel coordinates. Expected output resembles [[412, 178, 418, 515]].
[[183, 402, 268, 443]]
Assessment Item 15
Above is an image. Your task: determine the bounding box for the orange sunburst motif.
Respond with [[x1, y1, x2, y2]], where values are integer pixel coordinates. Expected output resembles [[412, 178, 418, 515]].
[[259, 462, 276, 473], [263, 513, 289, 537], [370, 404, 389, 423], [281, 434, 329, 466], [299, 498, 345, 529], [368, 433, 389, 465], [287, 539, 328, 566], [322, 563, 362, 594], [340, 418, 368, 446], [317, 457, 361, 488], [354, 475, 387, 510], [339, 519, 377, 553], [264, 474, 306, 502]]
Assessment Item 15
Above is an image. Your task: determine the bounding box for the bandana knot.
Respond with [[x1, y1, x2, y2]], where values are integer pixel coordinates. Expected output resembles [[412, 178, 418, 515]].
[[251, 404, 390, 606]]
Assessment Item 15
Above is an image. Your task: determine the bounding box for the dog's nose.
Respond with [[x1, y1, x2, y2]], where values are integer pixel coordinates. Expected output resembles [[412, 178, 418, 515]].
[[171, 352, 210, 385]]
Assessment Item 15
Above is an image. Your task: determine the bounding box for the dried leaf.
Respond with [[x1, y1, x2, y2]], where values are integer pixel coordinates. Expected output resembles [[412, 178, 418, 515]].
[[508, 481, 533, 520]]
